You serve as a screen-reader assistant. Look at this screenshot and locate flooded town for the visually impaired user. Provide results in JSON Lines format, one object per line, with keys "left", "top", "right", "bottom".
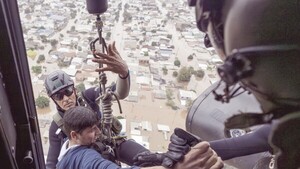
{"left": 17, "top": 0, "right": 221, "bottom": 157}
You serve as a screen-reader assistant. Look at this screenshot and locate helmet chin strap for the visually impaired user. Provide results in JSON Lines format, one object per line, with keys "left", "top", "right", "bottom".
{"left": 212, "top": 80, "right": 248, "bottom": 103}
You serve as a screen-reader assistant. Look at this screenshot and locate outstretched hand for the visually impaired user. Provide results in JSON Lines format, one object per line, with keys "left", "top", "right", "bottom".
{"left": 92, "top": 41, "right": 129, "bottom": 78}
{"left": 138, "top": 142, "right": 224, "bottom": 169}
{"left": 162, "top": 128, "right": 201, "bottom": 168}
{"left": 173, "top": 142, "right": 224, "bottom": 169}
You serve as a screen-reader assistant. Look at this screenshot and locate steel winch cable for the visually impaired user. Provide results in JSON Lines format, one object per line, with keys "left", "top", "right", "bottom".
{"left": 89, "top": 14, "right": 123, "bottom": 142}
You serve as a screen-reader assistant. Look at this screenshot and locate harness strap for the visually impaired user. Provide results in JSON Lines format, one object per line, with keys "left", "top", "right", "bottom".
{"left": 53, "top": 112, "right": 67, "bottom": 135}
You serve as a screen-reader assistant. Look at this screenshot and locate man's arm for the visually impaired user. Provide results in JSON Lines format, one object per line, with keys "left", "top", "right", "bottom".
{"left": 46, "top": 121, "right": 64, "bottom": 169}
{"left": 210, "top": 124, "right": 272, "bottom": 160}
{"left": 115, "top": 71, "right": 130, "bottom": 99}
{"left": 117, "top": 139, "right": 149, "bottom": 165}
{"left": 91, "top": 41, "right": 130, "bottom": 99}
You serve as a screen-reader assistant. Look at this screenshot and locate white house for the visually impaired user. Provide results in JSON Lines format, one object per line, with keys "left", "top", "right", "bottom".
{"left": 178, "top": 89, "right": 197, "bottom": 106}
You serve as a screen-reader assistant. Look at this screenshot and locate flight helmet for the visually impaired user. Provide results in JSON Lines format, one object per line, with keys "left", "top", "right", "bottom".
{"left": 192, "top": 0, "right": 300, "bottom": 113}
{"left": 191, "top": 2, "right": 300, "bottom": 168}
{"left": 44, "top": 70, "right": 74, "bottom": 97}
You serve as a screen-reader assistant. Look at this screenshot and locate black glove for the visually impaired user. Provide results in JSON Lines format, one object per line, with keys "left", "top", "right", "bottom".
{"left": 162, "top": 128, "right": 201, "bottom": 168}
{"left": 133, "top": 151, "right": 165, "bottom": 167}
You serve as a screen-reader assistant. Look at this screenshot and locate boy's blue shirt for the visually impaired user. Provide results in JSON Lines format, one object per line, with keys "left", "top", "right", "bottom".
{"left": 57, "top": 145, "right": 140, "bottom": 169}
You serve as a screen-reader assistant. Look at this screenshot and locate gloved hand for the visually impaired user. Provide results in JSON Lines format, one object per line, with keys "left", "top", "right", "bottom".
{"left": 133, "top": 151, "right": 165, "bottom": 167}
{"left": 162, "top": 128, "right": 201, "bottom": 168}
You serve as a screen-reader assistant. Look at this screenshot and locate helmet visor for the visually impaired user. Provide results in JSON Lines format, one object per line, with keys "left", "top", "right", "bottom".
{"left": 51, "top": 86, "right": 74, "bottom": 101}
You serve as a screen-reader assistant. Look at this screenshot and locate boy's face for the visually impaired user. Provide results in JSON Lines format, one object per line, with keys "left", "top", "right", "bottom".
{"left": 75, "top": 125, "right": 101, "bottom": 145}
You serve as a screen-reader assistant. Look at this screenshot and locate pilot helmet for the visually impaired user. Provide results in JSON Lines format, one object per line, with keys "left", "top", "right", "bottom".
{"left": 191, "top": 0, "right": 300, "bottom": 113}
{"left": 44, "top": 70, "right": 74, "bottom": 97}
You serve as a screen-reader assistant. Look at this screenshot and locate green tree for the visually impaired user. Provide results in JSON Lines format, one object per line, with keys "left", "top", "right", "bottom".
{"left": 151, "top": 42, "right": 158, "bottom": 46}
{"left": 27, "top": 49, "right": 37, "bottom": 60}
{"left": 144, "top": 51, "right": 149, "bottom": 56}
{"left": 71, "top": 26, "right": 75, "bottom": 32}
{"left": 166, "top": 88, "right": 173, "bottom": 100}
{"left": 177, "top": 67, "right": 192, "bottom": 82}
{"left": 37, "top": 54, "right": 45, "bottom": 63}
{"left": 188, "top": 66, "right": 195, "bottom": 74}
{"left": 166, "top": 100, "right": 178, "bottom": 110}
{"left": 75, "top": 83, "right": 86, "bottom": 93}
{"left": 172, "top": 71, "right": 178, "bottom": 77}
{"left": 123, "top": 11, "right": 132, "bottom": 22}
{"left": 188, "top": 54, "right": 193, "bottom": 60}
{"left": 40, "top": 35, "right": 47, "bottom": 43}
{"left": 162, "top": 66, "right": 168, "bottom": 75}
{"left": 70, "top": 11, "right": 76, "bottom": 19}
{"left": 174, "top": 59, "right": 181, "bottom": 67}
{"left": 50, "top": 39, "right": 58, "bottom": 48}
{"left": 35, "top": 96, "right": 50, "bottom": 108}
{"left": 24, "top": 7, "right": 31, "bottom": 14}
{"left": 124, "top": 3, "right": 129, "bottom": 9}
{"left": 185, "top": 98, "right": 193, "bottom": 109}
{"left": 31, "top": 65, "right": 42, "bottom": 74}
{"left": 116, "top": 116, "right": 124, "bottom": 119}
{"left": 194, "top": 69, "right": 205, "bottom": 78}
{"left": 57, "top": 60, "right": 69, "bottom": 68}
{"left": 105, "top": 32, "right": 112, "bottom": 40}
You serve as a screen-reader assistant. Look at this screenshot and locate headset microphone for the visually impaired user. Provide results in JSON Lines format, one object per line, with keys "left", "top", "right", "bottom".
{"left": 86, "top": 0, "right": 108, "bottom": 15}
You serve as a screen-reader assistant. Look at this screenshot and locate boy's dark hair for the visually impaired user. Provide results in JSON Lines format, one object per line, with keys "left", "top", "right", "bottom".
{"left": 63, "top": 106, "right": 99, "bottom": 139}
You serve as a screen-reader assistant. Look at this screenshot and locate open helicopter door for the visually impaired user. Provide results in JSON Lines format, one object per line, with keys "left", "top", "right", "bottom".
{"left": 0, "top": 0, "right": 45, "bottom": 168}
{"left": 186, "top": 81, "right": 271, "bottom": 169}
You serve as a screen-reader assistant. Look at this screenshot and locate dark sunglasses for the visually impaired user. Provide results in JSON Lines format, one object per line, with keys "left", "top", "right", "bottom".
{"left": 52, "top": 86, "right": 74, "bottom": 101}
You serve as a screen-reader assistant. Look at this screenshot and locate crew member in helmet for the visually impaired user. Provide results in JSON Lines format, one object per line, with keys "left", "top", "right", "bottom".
{"left": 45, "top": 42, "right": 223, "bottom": 169}
{"left": 185, "top": 0, "right": 300, "bottom": 168}
{"left": 44, "top": 42, "right": 137, "bottom": 168}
